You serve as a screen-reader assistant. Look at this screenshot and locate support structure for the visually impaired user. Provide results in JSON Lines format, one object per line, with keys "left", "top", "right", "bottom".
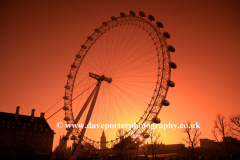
{"left": 69, "top": 73, "right": 112, "bottom": 160}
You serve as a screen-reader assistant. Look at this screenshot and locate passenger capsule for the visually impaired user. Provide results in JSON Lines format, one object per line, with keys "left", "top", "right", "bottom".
{"left": 63, "top": 106, "right": 69, "bottom": 110}
{"left": 64, "top": 117, "right": 70, "bottom": 121}
{"left": 75, "top": 54, "right": 81, "bottom": 58}
{"left": 102, "top": 22, "right": 108, "bottom": 26}
{"left": 148, "top": 15, "right": 155, "bottom": 21}
{"left": 144, "top": 134, "right": 149, "bottom": 139}
{"left": 62, "top": 136, "right": 69, "bottom": 140}
{"left": 139, "top": 11, "right": 146, "bottom": 17}
{"left": 111, "top": 16, "right": 117, "bottom": 21}
{"left": 67, "top": 74, "right": 73, "bottom": 78}
{"left": 95, "top": 28, "right": 100, "bottom": 33}
{"left": 168, "top": 45, "right": 175, "bottom": 52}
{"left": 163, "top": 32, "right": 170, "bottom": 38}
{"left": 152, "top": 117, "right": 161, "bottom": 124}
{"left": 169, "top": 62, "right": 177, "bottom": 69}
{"left": 66, "top": 127, "right": 71, "bottom": 131}
{"left": 156, "top": 21, "right": 163, "bottom": 28}
{"left": 70, "top": 136, "right": 77, "bottom": 140}
{"left": 71, "top": 64, "right": 77, "bottom": 68}
{"left": 65, "top": 85, "right": 70, "bottom": 89}
{"left": 129, "top": 10, "right": 136, "bottom": 16}
{"left": 167, "top": 81, "right": 175, "bottom": 87}
{"left": 120, "top": 12, "right": 126, "bottom": 17}
{"left": 63, "top": 96, "right": 69, "bottom": 100}
{"left": 162, "top": 100, "right": 169, "bottom": 106}
{"left": 142, "top": 133, "right": 149, "bottom": 138}
{"left": 81, "top": 45, "right": 87, "bottom": 49}
{"left": 87, "top": 36, "right": 93, "bottom": 41}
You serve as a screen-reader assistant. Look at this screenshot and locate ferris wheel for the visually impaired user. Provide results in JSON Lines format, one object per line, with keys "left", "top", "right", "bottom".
{"left": 61, "top": 10, "right": 177, "bottom": 158}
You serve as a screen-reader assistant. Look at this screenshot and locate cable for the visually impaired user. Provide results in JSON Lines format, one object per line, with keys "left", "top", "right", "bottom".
{"left": 45, "top": 76, "right": 88, "bottom": 114}
{"left": 45, "top": 98, "right": 62, "bottom": 114}
{"left": 46, "top": 82, "right": 97, "bottom": 120}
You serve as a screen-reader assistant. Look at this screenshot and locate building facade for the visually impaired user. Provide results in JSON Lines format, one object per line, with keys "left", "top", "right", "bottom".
{"left": 196, "top": 137, "right": 240, "bottom": 158}
{"left": 0, "top": 106, "right": 55, "bottom": 160}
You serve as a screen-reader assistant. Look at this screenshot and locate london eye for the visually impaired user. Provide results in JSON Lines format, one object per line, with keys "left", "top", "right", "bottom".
{"left": 61, "top": 10, "right": 177, "bottom": 159}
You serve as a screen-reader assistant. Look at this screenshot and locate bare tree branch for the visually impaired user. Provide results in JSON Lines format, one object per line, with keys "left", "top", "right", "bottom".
{"left": 212, "top": 114, "right": 231, "bottom": 159}
{"left": 182, "top": 121, "right": 201, "bottom": 158}
{"left": 229, "top": 114, "right": 240, "bottom": 139}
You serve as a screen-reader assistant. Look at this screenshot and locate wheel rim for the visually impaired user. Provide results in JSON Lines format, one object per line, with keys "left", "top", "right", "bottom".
{"left": 63, "top": 12, "right": 173, "bottom": 149}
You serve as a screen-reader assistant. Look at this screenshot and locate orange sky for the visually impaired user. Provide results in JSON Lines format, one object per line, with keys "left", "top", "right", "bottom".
{"left": 0, "top": 0, "right": 240, "bottom": 150}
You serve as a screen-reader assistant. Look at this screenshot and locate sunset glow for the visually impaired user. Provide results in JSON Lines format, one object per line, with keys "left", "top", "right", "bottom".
{"left": 0, "top": 0, "right": 240, "bottom": 151}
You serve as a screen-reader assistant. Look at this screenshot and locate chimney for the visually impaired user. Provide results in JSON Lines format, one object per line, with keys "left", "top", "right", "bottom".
{"left": 15, "top": 106, "right": 20, "bottom": 120}
{"left": 40, "top": 112, "right": 45, "bottom": 118}
{"left": 31, "top": 109, "right": 35, "bottom": 122}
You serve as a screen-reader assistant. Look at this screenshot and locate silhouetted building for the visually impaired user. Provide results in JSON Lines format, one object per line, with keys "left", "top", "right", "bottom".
{"left": 52, "top": 135, "right": 73, "bottom": 159}
{"left": 59, "top": 135, "right": 67, "bottom": 153}
{"left": 140, "top": 143, "right": 185, "bottom": 156}
{"left": 157, "top": 143, "right": 185, "bottom": 155}
{"left": 53, "top": 135, "right": 68, "bottom": 159}
{"left": 195, "top": 137, "right": 240, "bottom": 158}
{"left": 0, "top": 106, "right": 55, "bottom": 160}
{"left": 66, "top": 145, "right": 72, "bottom": 158}
{"left": 101, "top": 130, "right": 106, "bottom": 150}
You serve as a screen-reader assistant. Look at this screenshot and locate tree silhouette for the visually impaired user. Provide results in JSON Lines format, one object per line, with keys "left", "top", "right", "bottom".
{"left": 52, "top": 145, "right": 64, "bottom": 159}
{"left": 182, "top": 121, "right": 201, "bottom": 159}
{"left": 149, "top": 129, "right": 161, "bottom": 160}
{"left": 113, "top": 129, "right": 134, "bottom": 160}
{"left": 229, "top": 114, "right": 240, "bottom": 139}
{"left": 212, "top": 115, "right": 231, "bottom": 159}
{"left": 141, "top": 129, "right": 161, "bottom": 160}
{"left": 142, "top": 142, "right": 151, "bottom": 160}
